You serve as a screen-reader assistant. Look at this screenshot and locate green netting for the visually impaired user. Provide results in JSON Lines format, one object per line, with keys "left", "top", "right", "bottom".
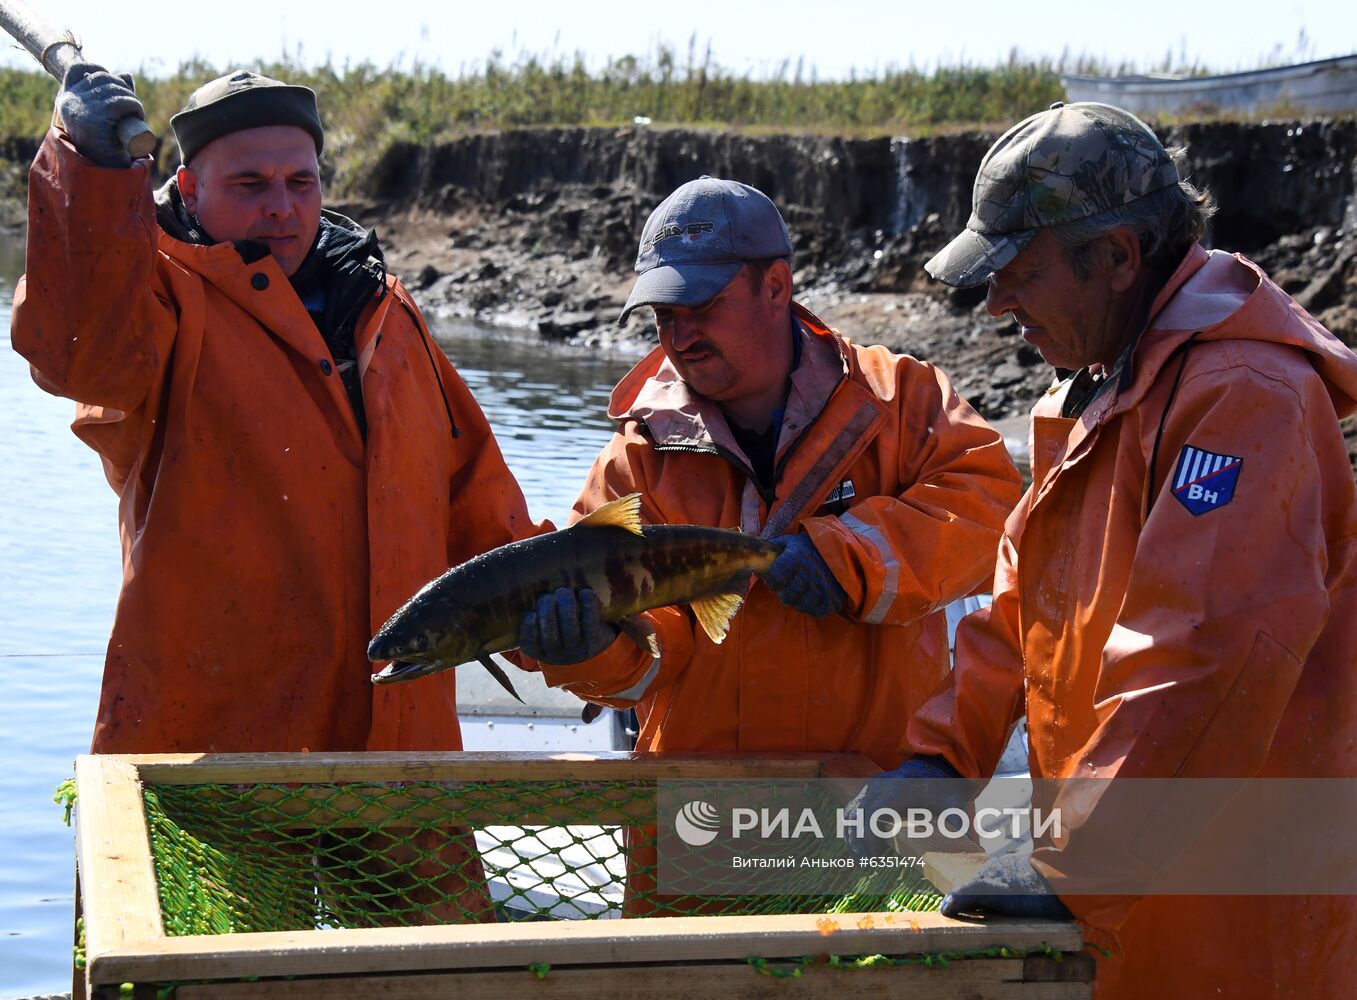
{"left": 141, "top": 779, "right": 941, "bottom": 933}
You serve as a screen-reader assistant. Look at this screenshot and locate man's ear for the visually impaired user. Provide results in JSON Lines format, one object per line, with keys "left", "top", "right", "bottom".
{"left": 1101, "top": 227, "right": 1143, "bottom": 293}
{"left": 176, "top": 165, "right": 199, "bottom": 214}
{"left": 765, "top": 258, "right": 794, "bottom": 311}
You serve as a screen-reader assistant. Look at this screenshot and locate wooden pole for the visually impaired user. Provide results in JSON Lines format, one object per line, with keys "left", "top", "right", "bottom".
{"left": 0, "top": 0, "right": 156, "bottom": 157}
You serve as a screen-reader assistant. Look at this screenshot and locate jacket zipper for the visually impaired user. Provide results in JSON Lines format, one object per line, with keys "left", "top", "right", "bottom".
{"left": 770, "top": 368, "right": 849, "bottom": 489}
{"left": 652, "top": 441, "right": 774, "bottom": 505}
{"left": 650, "top": 366, "right": 851, "bottom": 512}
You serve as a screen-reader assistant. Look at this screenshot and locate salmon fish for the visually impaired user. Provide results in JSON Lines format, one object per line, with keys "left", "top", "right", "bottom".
{"left": 368, "top": 493, "right": 781, "bottom": 691}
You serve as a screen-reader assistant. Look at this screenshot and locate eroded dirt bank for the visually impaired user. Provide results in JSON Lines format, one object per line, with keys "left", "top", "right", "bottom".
{"left": 345, "top": 121, "right": 1356, "bottom": 466}
{"left": 4, "top": 120, "right": 1356, "bottom": 464}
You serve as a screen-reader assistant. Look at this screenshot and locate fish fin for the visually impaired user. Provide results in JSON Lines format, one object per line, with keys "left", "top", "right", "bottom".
{"left": 618, "top": 614, "right": 660, "bottom": 659}
{"left": 725, "top": 569, "right": 757, "bottom": 593}
{"left": 478, "top": 653, "right": 524, "bottom": 703}
{"left": 690, "top": 591, "right": 746, "bottom": 645}
{"left": 581, "top": 702, "right": 604, "bottom": 724}
{"left": 576, "top": 493, "right": 645, "bottom": 536}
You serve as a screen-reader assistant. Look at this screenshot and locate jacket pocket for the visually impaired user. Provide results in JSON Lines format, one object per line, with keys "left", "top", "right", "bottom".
{"left": 1128, "top": 630, "right": 1303, "bottom": 874}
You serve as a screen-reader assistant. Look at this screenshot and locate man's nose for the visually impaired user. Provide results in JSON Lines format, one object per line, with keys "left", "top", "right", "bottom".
{"left": 670, "top": 312, "right": 700, "bottom": 350}
{"left": 985, "top": 276, "right": 1014, "bottom": 318}
{"left": 263, "top": 181, "right": 294, "bottom": 218}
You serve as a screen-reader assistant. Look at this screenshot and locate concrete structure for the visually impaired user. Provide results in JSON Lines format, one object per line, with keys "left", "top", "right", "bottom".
{"left": 1062, "top": 54, "right": 1357, "bottom": 117}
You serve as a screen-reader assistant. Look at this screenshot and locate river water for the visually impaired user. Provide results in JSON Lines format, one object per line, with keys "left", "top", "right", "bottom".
{"left": 0, "top": 236, "right": 642, "bottom": 996}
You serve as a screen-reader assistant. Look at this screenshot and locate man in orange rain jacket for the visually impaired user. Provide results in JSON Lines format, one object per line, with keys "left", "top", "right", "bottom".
{"left": 516, "top": 177, "right": 1021, "bottom": 772}
{"left": 882, "top": 102, "right": 1357, "bottom": 997}
{"left": 11, "top": 67, "right": 539, "bottom": 757}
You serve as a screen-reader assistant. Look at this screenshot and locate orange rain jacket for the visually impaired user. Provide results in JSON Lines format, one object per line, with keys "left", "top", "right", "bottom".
{"left": 908, "top": 245, "right": 1357, "bottom": 998}
{"left": 533, "top": 304, "right": 1022, "bottom": 769}
{"left": 12, "top": 131, "right": 539, "bottom": 754}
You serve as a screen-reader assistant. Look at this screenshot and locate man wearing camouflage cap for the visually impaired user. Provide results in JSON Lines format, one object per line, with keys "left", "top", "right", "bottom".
{"left": 866, "top": 102, "right": 1357, "bottom": 996}
{"left": 11, "top": 65, "right": 541, "bottom": 769}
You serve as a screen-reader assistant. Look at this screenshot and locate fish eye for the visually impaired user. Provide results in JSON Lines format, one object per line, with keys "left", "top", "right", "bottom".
{"left": 403, "top": 631, "right": 443, "bottom": 655}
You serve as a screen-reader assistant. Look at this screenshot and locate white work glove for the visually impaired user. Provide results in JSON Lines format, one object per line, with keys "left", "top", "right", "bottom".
{"left": 54, "top": 62, "right": 145, "bottom": 167}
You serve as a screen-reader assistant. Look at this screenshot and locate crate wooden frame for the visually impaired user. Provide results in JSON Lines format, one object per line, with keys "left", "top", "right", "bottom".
{"left": 74, "top": 751, "right": 1092, "bottom": 999}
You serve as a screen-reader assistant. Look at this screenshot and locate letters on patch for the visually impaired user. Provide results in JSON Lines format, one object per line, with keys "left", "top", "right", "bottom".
{"left": 644, "top": 221, "right": 716, "bottom": 250}
{"left": 1171, "top": 445, "right": 1242, "bottom": 516}
{"left": 823, "top": 479, "right": 857, "bottom": 507}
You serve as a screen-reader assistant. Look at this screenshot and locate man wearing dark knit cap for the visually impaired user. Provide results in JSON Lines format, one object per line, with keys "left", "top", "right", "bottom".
{"left": 10, "top": 65, "right": 541, "bottom": 773}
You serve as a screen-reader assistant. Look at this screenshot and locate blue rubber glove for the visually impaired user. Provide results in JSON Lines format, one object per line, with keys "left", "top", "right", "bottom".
{"left": 763, "top": 533, "right": 847, "bottom": 619}
{"left": 518, "top": 587, "right": 618, "bottom": 665}
{"left": 55, "top": 63, "right": 145, "bottom": 168}
{"left": 941, "top": 853, "right": 1073, "bottom": 920}
{"left": 842, "top": 755, "right": 971, "bottom": 859}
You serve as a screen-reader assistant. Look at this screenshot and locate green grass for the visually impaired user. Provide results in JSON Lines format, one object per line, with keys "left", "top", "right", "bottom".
{"left": 0, "top": 43, "right": 1334, "bottom": 195}
{"left": 2, "top": 45, "right": 1266, "bottom": 139}
{"left": 2, "top": 48, "right": 1075, "bottom": 142}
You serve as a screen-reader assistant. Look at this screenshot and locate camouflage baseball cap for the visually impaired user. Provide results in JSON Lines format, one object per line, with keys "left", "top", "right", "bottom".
{"left": 925, "top": 102, "right": 1181, "bottom": 287}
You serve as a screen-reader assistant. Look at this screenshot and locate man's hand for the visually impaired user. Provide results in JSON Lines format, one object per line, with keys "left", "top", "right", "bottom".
{"left": 843, "top": 754, "right": 973, "bottom": 859}
{"left": 55, "top": 63, "right": 146, "bottom": 168}
{"left": 763, "top": 533, "right": 847, "bottom": 618}
{"left": 518, "top": 587, "right": 618, "bottom": 665}
{"left": 940, "top": 853, "right": 1073, "bottom": 920}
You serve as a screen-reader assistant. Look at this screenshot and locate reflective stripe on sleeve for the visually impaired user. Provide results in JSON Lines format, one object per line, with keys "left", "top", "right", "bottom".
{"left": 842, "top": 512, "right": 900, "bottom": 624}
{"left": 608, "top": 656, "right": 662, "bottom": 703}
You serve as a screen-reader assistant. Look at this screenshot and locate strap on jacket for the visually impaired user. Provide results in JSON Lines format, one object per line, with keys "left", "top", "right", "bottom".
{"left": 393, "top": 291, "right": 460, "bottom": 440}
{"left": 759, "top": 401, "right": 880, "bottom": 539}
{"left": 1144, "top": 332, "right": 1202, "bottom": 517}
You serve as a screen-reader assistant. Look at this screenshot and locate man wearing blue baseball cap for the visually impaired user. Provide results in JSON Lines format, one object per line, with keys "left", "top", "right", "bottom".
{"left": 516, "top": 177, "right": 1020, "bottom": 846}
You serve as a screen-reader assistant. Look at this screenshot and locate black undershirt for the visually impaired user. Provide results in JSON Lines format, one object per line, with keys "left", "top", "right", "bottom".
{"left": 728, "top": 420, "right": 779, "bottom": 493}
{"left": 724, "top": 322, "right": 803, "bottom": 492}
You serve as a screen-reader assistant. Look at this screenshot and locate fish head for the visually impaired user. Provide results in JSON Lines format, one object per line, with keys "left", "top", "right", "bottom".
{"left": 367, "top": 586, "right": 482, "bottom": 674}
{"left": 367, "top": 623, "right": 480, "bottom": 666}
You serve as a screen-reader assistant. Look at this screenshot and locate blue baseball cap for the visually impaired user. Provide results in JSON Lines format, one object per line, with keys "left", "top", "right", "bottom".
{"left": 619, "top": 177, "right": 794, "bottom": 324}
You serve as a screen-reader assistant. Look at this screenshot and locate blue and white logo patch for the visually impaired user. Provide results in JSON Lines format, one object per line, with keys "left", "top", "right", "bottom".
{"left": 822, "top": 479, "right": 856, "bottom": 507}
{"left": 1171, "top": 445, "right": 1242, "bottom": 516}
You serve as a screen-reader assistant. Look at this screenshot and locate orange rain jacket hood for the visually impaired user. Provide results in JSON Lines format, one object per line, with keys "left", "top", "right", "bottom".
{"left": 532, "top": 304, "right": 1022, "bottom": 769}
{"left": 908, "top": 245, "right": 1357, "bottom": 998}
{"left": 11, "top": 131, "right": 539, "bottom": 753}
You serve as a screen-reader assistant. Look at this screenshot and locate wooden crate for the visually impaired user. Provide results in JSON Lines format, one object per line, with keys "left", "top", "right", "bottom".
{"left": 74, "top": 751, "right": 1093, "bottom": 999}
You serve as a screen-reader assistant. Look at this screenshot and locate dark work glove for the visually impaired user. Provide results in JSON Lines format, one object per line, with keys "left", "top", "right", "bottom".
{"left": 55, "top": 62, "right": 145, "bottom": 167}
{"left": 518, "top": 587, "right": 618, "bottom": 665}
{"left": 843, "top": 754, "right": 972, "bottom": 859}
{"left": 763, "top": 533, "right": 847, "bottom": 619}
{"left": 941, "top": 853, "right": 1073, "bottom": 921}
